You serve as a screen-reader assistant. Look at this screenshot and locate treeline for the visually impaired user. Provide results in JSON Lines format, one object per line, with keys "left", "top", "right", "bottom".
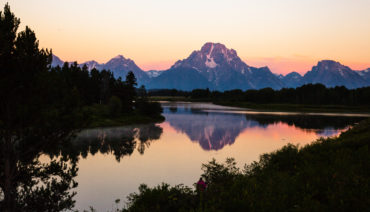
{"left": 123, "top": 119, "right": 370, "bottom": 212}
{"left": 149, "top": 84, "right": 370, "bottom": 105}
{"left": 50, "top": 62, "right": 163, "bottom": 122}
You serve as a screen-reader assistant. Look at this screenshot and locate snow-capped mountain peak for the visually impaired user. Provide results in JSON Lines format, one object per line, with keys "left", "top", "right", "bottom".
{"left": 200, "top": 42, "right": 240, "bottom": 67}
{"left": 160, "top": 42, "right": 283, "bottom": 90}
{"left": 171, "top": 42, "right": 249, "bottom": 73}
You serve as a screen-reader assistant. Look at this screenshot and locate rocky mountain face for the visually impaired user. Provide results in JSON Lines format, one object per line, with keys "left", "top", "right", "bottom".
{"left": 146, "top": 70, "right": 165, "bottom": 78}
{"left": 81, "top": 60, "right": 102, "bottom": 70}
{"left": 103, "top": 55, "right": 149, "bottom": 84}
{"left": 281, "top": 72, "right": 303, "bottom": 88}
{"left": 52, "top": 43, "right": 370, "bottom": 91}
{"left": 51, "top": 55, "right": 64, "bottom": 67}
{"left": 358, "top": 68, "right": 370, "bottom": 82}
{"left": 301, "top": 60, "right": 368, "bottom": 89}
{"left": 146, "top": 67, "right": 212, "bottom": 91}
{"left": 146, "top": 42, "right": 283, "bottom": 90}
{"left": 280, "top": 61, "right": 370, "bottom": 89}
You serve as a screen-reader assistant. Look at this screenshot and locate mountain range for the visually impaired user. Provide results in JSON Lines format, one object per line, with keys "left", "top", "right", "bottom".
{"left": 52, "top": 42, "right": 370, "bottom": 90}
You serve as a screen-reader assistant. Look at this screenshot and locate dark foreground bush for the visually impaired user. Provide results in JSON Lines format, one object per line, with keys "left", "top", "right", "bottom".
{"left": 125, "top": 184, "right": 195, "bottom": 212}
{"left": 136, "top": 101, "right": 163, "bottom": 117}
{"left": 123, "top": 119, "right": 370, "bottom": 212}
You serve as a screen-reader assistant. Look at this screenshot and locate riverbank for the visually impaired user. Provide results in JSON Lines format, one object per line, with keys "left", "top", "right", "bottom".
{"left": 88, "top": 113, "right": 165, "bottom": 128}
{"left": 149, "top": 96, "right": 370, "bottom": 113}
{"left": 123, "top": 118, "right": 370, "bottom": 211}
{"left": 84, "top": 104, "right": 165, "bottom": 128}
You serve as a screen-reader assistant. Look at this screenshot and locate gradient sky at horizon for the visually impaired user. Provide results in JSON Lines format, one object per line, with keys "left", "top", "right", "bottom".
{"left": 4, "top": 0, "right": 370, "bottom": 74}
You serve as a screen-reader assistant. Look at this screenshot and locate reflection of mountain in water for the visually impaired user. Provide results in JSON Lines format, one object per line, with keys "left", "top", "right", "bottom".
{"left": 163, "top": 105, "right": 365, "bottom": 151}
{"left": 46, "top": 124, "right": 163, "bottom": 161}
{"left": 163, "top": 107, "right": 258, "bottom": 150}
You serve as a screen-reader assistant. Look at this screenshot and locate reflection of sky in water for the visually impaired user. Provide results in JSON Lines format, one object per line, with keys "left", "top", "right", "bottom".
{"left": 72, "top": 102, "right": 366, "bottom": 211}
{"left": 161, "top": 102, "right": 364, "bottom": 150}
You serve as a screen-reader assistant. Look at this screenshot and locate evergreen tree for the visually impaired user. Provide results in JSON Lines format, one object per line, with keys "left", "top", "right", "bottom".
{"left": 122, "top": 71, "right": 137, "bottom": 112}
{"left": 0, "top": 4, "right": 83, "bottom": 211}
{"left": 125, "top": 71, "right": 137, "bottom": 88}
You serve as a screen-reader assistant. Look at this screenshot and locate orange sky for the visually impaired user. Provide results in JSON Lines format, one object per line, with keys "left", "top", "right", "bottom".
{"left": 5, "top": 0, "right": 370, "bottom": 75}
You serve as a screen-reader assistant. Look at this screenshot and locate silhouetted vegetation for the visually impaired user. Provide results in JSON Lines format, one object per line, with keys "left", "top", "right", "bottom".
{"left": 0, "top": 4, "right": 162, "bottom": 211}
{"left": 50, "top": 63, "right": 164, "bottom": 127}
{"left": 123, "top": 119, "right": 370, "bottom": 212}
{"left": 149, "top": 89, "right": 191, "bottom": 97}
{"left": 149, "top": 84, "right": 370, "bottom": 110}
{"left": 0, "top": 4, "right": 83, "bottom": 211}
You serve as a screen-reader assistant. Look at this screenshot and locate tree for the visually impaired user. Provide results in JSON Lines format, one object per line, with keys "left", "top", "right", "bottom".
{"left": 0, "top": 4, "right": 84, "bottom": 211}
{"left": 125, "top": 71, "right": 137, "bottom": 88}
{"left": 121, "top": 71, "right": 137, "bottom": 112}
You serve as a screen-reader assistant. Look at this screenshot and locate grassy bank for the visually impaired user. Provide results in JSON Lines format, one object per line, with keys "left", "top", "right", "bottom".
{"left": 83, "top": 104, "right": 165, "bottom": 128}
{"left": 123, "top": 119, "right": 370, "bottom": 211}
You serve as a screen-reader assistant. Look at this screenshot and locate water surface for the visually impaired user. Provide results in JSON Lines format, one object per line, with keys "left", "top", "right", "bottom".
{"left": 70, "top": 102, "right": 367, "bottom": 211}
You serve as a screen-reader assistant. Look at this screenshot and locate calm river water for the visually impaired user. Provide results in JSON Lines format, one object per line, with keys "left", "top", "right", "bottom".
{"left": 70, "top": 102, "right": 367, "bottom": 211}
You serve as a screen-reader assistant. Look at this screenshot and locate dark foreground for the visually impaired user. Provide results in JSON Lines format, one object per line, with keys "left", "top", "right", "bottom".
{"left": 122, "top": 119, "right": 370, "bottom": 212}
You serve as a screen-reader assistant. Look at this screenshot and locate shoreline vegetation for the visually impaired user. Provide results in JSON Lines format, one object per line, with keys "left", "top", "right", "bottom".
{"left": 121, "top": 118, "right": 370, "bottom": 212}
{"left": 148, "top": 84, "right": 370, "bottom": 113}
{"left": 85, "top": 104, "right": 165, "bottom": 128}
{"left": 48, "top": 63, "right": 166, "bottom": 129}
{"left": 149, "top": 96, "right": 370, "bottom": 113}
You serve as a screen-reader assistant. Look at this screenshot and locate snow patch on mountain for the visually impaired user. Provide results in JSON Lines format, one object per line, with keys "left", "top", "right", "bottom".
{"left": 205, "top": 57, "right": 217, "bottom": 68}
{"left": 205, "top": 43, "right": 218, "bottom": 68}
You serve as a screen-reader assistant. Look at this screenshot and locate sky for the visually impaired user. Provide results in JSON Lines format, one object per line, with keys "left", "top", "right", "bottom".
{"left": 3, "top": 0, "right": 370, "bottom": 75}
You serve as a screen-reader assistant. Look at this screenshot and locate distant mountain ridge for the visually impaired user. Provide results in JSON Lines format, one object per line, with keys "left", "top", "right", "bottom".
{"left": 52, "top": 43, "right": 370, "bottom": 90}
{"left": 52, "top": 54, "right": 149, "bottom": 85}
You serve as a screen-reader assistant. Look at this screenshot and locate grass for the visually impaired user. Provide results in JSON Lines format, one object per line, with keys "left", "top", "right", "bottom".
{"left": 83, "top": 104, "right": 165, "bottom": 128}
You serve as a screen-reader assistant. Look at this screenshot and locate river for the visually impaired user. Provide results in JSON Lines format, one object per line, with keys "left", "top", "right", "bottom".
{"left": 70, "top": 102, "right": 368, "bottom": 211}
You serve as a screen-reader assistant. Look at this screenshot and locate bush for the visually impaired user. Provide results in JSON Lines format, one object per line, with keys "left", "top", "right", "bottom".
{"left": 124, "top": 184, "right": 195, "bottom": 212}
{"left": 136, "top": 101, "right": 163, "bottom": 117}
